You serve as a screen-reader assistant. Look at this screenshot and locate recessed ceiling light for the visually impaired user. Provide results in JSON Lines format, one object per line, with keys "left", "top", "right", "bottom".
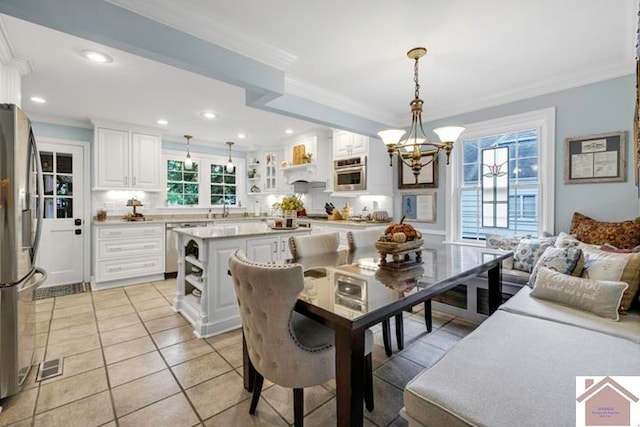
{"left": 157, "top": 119, "right": 168, "bottom": 125}
{"left": 237, "top": 133, "right": 246, "bottom": 139}
{"left": 200, "top": 112, "right": 216, "bottom": 120}
{"left": 81, "top": 50, "right": 113, "bottom": 63}
{"left": 285, "top": 129, "right": 294, "bottom": 134}
{"left": 30, "top": 96, "right": 46, "bottom": 104}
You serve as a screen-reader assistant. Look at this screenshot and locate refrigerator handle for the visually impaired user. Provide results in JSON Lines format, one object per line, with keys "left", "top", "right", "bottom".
{"left": 29, "top": 129, "right": 44, "bottom": 262}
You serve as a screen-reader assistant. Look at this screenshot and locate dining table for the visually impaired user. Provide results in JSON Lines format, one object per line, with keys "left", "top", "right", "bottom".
{"left": 240, "top": 242, "right": 512, "bottom": 427}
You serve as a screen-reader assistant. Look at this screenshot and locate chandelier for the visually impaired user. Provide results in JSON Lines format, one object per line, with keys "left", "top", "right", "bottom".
{"left": 377, "top": 47, "right": 465, "bottom": 183}
{"left": 183, "top": 134, "right": 193, "bottom": 169}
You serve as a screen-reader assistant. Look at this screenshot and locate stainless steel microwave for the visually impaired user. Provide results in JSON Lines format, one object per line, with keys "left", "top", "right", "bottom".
{"left": 334, "top": 156, "right": 366, "bottom": 191}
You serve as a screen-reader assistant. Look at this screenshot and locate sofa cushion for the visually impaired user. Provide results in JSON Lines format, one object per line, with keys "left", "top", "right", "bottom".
{"left": 500, "top": 287, "right": 640, "bottom": 343}
{"left": 530, "top": 268, "right": 628, "bottom": 320}
{"left": 404, "top": 311, "right": 640, "bottom": 427}
{"left": 529, "top": 246, "right": 584, "bottom": 287}
{"left": 513, "top": 237, "right": 555, "bottom": 273}
{"left": 581, "top": 244, "right": 640, "bottom": 312}
{"left": 570, "top": 212, "right": 640, "bottom": 249}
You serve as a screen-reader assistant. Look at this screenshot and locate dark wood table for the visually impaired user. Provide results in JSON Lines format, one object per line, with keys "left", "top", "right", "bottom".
{"left": 241, "top": 243, "right": 511, "bottom": 427}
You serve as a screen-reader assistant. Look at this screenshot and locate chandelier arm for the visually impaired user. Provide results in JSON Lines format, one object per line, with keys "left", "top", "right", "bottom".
{"left": 397, "top": 152, "right": 416, "bottom": 169}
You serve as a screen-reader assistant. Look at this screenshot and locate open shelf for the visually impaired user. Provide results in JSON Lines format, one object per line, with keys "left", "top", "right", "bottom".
{"left": 185, "top": 255, "right": 203, "bottom": 270}
{"left": 185, "top": 274, "right": 203, "bottom": 291}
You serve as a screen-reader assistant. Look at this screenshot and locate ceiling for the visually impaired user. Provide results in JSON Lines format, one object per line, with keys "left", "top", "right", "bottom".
{"left": 2, "top": 0, "right": 637, "bottom": 147}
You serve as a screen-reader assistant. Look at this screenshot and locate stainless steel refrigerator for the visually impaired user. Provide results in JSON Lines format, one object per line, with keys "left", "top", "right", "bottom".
{"left": 0, "top": 104, "right": 47, "bottom": 400}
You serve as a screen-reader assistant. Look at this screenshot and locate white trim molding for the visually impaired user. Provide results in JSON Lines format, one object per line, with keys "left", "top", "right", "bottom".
{"left": 0, "top": 16, "right": 32, "bottom": 75}
{"left": 445, "top": 107, "right": 556, "bottom": 242}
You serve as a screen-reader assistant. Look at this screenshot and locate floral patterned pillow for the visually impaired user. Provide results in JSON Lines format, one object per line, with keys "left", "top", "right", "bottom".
{"left": 528, "top": 246, "right": 585, "bottom": 288}
{"left": 486, "top": 234, "right": 530, "bottom": 270}
{"left": 513, "top": 237, "right": 556, "bottom": 273}
{"left": 570, "top": 212, "right": 640, "bottom": 250}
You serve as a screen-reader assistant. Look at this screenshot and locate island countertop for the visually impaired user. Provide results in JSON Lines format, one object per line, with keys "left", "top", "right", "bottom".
{"left": 173, "top": 222, "right": 309, "bottom": 239}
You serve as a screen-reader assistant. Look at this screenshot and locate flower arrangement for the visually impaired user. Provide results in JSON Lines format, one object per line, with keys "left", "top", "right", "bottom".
{"left": 302, "top": 153, "right": 313, "bottom": 164}
{"left": 272, "top": 195, "right": 304, "bottom": 212}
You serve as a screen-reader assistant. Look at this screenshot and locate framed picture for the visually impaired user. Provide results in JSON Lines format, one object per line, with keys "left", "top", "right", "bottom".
{"left": 564, "top": 132, "right": 627, "bottom": 184}
{"left": 401, "top": 193, "right": 436, "bottom": 223}
{"left": 398, "top": 153, "right": 438, "bottom": 189}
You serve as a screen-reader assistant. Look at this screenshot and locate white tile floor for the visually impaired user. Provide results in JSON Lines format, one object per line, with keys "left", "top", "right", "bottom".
{"left": 0, "top": 279, "right": 478, "bottom": 426}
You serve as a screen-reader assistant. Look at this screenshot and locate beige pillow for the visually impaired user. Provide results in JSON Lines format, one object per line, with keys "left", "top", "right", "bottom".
{"left": 531, "top": 268, "right": 628, "bottom": 320}
{"left": 580, "top": 244, "right": 640, "bottom": 312}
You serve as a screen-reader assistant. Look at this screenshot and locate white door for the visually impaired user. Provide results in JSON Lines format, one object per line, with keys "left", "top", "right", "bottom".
{"left": 131, "top": 132, "right": 161, "bottom": 189}
{"left": 246, "top": 237, "right": 277, "bottom": 263}
{"left": 37, "top": 143, "right": 85, "bottom": 287}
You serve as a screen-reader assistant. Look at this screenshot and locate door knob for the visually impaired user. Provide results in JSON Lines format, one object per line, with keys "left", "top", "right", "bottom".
{"left": 74, "top": 218, "right": 82, "bottom": 226}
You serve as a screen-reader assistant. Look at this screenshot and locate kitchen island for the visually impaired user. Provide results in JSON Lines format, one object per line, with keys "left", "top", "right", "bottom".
{"left": 173, "top": 223, "right": 309, "bottom": 337}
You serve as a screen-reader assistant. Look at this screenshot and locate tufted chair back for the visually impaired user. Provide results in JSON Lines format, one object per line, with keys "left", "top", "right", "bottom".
{"left": 289, "top": 232, "right": 340, "bottom": 258}
{"left": 347, "top": 229, "right": 383, "bottom": 251}
{"left": 228, "top": 249, "right": 335, "bottom": 388}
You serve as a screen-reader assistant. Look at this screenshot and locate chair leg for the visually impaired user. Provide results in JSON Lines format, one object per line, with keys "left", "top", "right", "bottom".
{"left": 381, "top": 318, "right": 392, "bottom": 356}
{"left": 249, "top": 373, "right": 264, "bottom": 415}
{"left": 424, "top": 299, "right": 433, "bottom": 333}
{"left": 293, "top": 388, "right": 304, "bottom": 427}
{"left": 395, "top": 313, "right": 404, "bottom": 351}
{"left": 364, "top": 353, "right": 375, "bottom": 412}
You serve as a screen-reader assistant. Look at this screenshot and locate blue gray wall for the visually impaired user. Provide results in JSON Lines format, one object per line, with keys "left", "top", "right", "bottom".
{"left": 415, "top": 75, "right": 637, "bottom": 234}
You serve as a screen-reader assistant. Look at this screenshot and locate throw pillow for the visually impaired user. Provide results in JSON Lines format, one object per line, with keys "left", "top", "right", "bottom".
{"left": 580, "top": 245, "right": 640, "bottom": 312}
{"left": 513, "top": 237, "right": 556, "bottom": 273}
{"left": 531, "top": 267, "right": 628, "bottom": 321}
{"left": 486, "top": 234, "right": 530, "bottom": 270}
{"left": 600, "top": 243, "right": 640, "bottom": 253}
{"left": 529, "top": 246, "right": 584, "bottom": 287}
{"left": 570, "top": 212, "right": 640, "bottom": 249}
{"left": 554, "top": 231, "right": 580, "bottom": 248}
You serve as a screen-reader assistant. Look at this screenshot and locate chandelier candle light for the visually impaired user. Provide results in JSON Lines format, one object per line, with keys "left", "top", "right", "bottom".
{"left": 377, "top": 47, "right": 465, "bottom": 183}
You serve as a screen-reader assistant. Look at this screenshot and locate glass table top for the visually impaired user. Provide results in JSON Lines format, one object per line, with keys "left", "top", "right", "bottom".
{"left": 288, "top": 243, "right": 511, "bottom": 322}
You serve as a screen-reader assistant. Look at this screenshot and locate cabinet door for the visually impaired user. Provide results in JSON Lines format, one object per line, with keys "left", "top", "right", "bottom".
{"left": 131, "top": 132, "right": 161, "bottom": 190}
{"left": 264, "top": 152, "right": 278, "bottom": 192}
{"left": 96, "top": 128, "right": 129, "bottom": 188}
{"left": 352, "top": 134, "right": 368, "bottom": 155}
{"left": 246, "top": 237, "right": 278, "bottom": 263}
{"left": 278, "top": 236, "right": 293, "bottom": 260}
{"left": 333, "top": 131, "right": 353, "bottom": 159}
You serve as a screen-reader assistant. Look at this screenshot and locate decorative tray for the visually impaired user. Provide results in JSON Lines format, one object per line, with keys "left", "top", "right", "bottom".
{"left": 374, "top": 238, "right": 423, "bottom": 254}
{"left": 269, "top": 225, "right": 299, "bottom": 230}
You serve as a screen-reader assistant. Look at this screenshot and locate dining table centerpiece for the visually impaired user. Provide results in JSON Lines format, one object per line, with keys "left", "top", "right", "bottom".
{"left": 375, "top": 217, "right": 424, "bottom": 269}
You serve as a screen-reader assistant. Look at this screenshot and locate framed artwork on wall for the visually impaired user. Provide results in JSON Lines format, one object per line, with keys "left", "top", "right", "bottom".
{"left": 564, "top": 132, "right": 627, "bottom": 184}
{"left": 398, "top": 153, "right": 438, "bottom": 189}
{"left": 401, "top": 192, "right": 436, "bottom": 223}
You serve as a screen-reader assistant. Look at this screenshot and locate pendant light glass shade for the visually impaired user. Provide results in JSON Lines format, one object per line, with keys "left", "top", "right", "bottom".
{"left": 183, "top": 135, "right": 193, "bottom": 170}
{"left": 377, "top": 129, "right": 406, "bottom": 147}
{"left": 433, "top": 126, "right": 466, "bottom": 144}
{"left": 225, "top": 141, "right": 235, "bottom": 173}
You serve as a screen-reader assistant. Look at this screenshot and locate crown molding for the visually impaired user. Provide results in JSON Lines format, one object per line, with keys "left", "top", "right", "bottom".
{"left": 284, "top": 76, "right": 398, "bottom": 127}
{"left": 105, "top": 0, "right": 297, "bottom": 70}
{"left": 0, "top": 17, "right": 33, "bottom": 75}
{"left": 28, "top": 112, "right": 92, "bottom": 129}
{"left": 422, "top": 58, "right": 634, "bottom": 122}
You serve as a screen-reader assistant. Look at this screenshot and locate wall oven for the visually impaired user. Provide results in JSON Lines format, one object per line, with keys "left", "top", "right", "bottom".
{"left": 334, "top": 156, "right": 366, "bottom": 191}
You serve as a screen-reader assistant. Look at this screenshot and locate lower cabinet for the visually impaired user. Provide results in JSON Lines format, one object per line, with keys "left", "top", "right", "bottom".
{"left": 246, "top": 235, "right": 292, "bottom": 263}
{"left": 93, "top": 223, "right": 165, "bottom": 289}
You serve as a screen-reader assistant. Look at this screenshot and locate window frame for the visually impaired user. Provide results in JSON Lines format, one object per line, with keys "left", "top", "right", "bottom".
{"left": 445, "top": 108, "right": 556, "bottom": 245}
{"left": 162, "top": 149, "right": 245, "bottom": 209}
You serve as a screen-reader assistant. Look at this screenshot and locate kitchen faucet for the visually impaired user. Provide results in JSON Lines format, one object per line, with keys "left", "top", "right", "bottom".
{"left": 222, "top": 200, "right": 230, "bottom": 218}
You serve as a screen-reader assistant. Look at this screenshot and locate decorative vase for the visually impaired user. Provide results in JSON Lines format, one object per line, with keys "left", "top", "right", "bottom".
{"left": 283, "top": 210, "right": 297, "bottom": 228}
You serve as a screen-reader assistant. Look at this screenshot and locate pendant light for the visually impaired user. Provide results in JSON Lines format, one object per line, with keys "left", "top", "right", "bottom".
{"left": 225, "top": 141, "right": 235, "bottom": 173}
{"left": 183, "top": 134, "right": 193, "bottom": 170}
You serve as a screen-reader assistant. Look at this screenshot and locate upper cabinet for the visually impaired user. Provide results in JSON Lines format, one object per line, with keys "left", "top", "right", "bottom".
{"left": 333, "top": 130, "right": 368, "bottom": 159}
{"left": 93, "top": 122, "right": 162, "bottom": 191}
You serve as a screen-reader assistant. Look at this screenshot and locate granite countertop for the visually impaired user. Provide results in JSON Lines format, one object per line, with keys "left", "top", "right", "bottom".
{"left": 94, "top": 216, "right": 269, "bottom": 226}
{"left": 297, "top": 218, "right": 391, "bottom": 228}
{"left": 173, "top": 223, "right": 309, "bottom": 240}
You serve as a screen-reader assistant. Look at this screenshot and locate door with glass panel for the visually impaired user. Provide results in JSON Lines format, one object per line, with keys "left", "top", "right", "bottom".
{"left": 36, "top": 143, "right": 84, "bottom": 286}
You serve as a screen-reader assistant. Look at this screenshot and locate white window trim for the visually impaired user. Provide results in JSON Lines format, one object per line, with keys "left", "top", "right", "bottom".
{"left": 161, "top": 149, "right": 245, "bottom": 209}
{"left": 445, "top": 107, "right": 556, "bottom": 243}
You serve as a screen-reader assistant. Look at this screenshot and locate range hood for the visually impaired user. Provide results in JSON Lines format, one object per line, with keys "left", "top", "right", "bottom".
{"left": 293, "top": 180, "right": 326, "bottom": 193}
{"left": 282, "top": 164, "right": 327, "bottom": 193}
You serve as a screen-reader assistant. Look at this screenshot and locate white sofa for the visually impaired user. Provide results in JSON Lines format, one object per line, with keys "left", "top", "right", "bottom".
{"left": 402, "top": 287, "right": 640, "bottom": 426}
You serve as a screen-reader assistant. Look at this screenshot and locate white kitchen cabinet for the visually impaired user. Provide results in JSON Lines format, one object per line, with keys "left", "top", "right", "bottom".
{"left": 93, "top": 123, "right": 162, "bottom": 191}
{"left": 246, "top": 235, "right": 292, "bottom": 262}
{"left": 92, "top": 223, "right": 165, "bottom": 289}
{"left": 264, "top": 151, "right": 279, "bottom": 192}
{"left": 333, "top": 130, "right": 368, "bottom": 159}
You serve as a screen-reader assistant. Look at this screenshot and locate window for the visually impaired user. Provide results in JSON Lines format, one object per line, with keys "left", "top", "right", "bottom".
{"left": 447, "top": 108, "right": 555, "bottom": 243}
{"left": 166, "top": 159, "right": 199, "bottom": 205}
{"left": 210, "top": 164, "right": 237, "bottom": 205}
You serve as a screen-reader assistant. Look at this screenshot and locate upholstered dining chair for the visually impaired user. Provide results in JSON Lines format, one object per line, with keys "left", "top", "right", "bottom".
{"left": 229, "top": 249, "right": 374, "bottom": 426}
{"left": 346, "top": 229, "right": 433, "bottom": 356}
{"left": 289, "top": 231, "right": 340, "bottom": 258}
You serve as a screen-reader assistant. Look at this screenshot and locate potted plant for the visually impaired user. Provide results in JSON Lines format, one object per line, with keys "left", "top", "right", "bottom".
{"left": 273, "top": 195, "right": 304, "bottom": 227}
